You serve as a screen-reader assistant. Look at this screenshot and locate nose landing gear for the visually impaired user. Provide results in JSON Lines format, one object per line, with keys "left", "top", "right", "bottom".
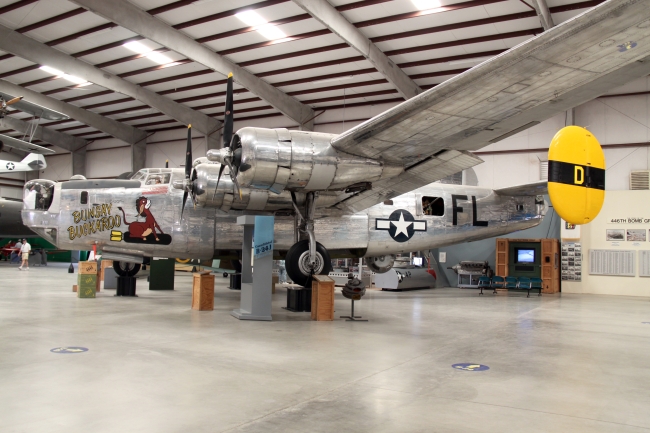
{"left": 285, "top": 192, "right": 331, "bottom": 287}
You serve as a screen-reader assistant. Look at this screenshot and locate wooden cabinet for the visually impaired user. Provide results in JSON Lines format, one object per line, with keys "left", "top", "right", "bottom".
{"left": 311, "top": 275, "right": 335, "bottom": 321}
{"left": 495, "top": 238, "right": 560, "bottom": 293}
{"left": 192, "top": 271, "right": 215, "bottom": 311}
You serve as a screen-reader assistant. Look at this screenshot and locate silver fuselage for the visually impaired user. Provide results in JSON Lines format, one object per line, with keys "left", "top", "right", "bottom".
{"left": 21, "top": 168, "right": 544, "bottom": 261}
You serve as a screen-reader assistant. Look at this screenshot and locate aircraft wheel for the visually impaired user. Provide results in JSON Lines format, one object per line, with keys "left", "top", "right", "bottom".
{"left": 223, "top": 272, "right": 228, "bottom": 278}
{"left": 285, "top": 240, "right": 331, "bottom": 287}
{"left": 113, "top": 261, "right": 141, "bottom": 277}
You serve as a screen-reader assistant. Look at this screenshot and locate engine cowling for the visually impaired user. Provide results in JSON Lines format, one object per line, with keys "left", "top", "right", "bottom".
{"left": 366, "top": 255, "right": 396, "bottom": 274}
{"left": 207, "top": 127, "right": 402, "bottom": 193}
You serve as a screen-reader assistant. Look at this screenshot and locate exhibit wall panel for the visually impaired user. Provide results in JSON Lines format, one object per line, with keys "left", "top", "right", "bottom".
{"left": 564, "top": 190, "right": 650, "bottom": 297}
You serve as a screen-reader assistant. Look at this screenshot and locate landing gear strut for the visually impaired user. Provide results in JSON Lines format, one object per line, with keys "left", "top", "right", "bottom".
{"left": 286, "top": 192, "right": 331, "bottom": 287}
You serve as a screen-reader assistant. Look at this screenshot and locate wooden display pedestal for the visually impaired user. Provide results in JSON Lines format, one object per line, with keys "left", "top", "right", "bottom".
{"left": 311, "top": 275, "right": 335, "bottom": 321}
{"left": 192, "top": 271, "right": 215, "bottom": 311}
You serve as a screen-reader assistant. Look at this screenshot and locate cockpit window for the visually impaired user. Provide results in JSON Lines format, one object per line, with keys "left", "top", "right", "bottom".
{"left": 145, "top": 173, "right": 171, "bottom": 185}
{"left": 23, "top": 180, "right": 55, "bottom": 211}
{"left": 130, "top": 171, "right": 145, "bottom": 180}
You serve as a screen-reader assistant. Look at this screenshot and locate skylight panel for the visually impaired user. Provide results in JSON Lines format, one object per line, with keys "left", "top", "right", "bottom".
{"left": 235, "top": 10, "right": 287, "bottom": 41}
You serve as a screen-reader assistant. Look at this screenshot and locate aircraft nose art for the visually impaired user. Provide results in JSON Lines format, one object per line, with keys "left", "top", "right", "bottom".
{"left": 548, "top": 126, "right": 605, "bottom": 225}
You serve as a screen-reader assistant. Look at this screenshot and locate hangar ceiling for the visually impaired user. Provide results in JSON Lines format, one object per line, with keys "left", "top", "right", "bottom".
{"left": 0, "top": 0, "right": 602, "bottom": 154}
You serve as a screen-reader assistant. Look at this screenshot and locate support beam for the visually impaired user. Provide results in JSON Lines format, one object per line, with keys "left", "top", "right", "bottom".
{"left": 0, "top": 77, "right": 148, "bottom": 153}
{"left": 72, "top": 148, "right": 87, "bottom": 177}
{"left": 132, "top": 137, "right": 146, "bottom": 173}
{"left": 0, "top": 115, "right": 88, "bottom": 176}
{"left": 0, "top": 24, "right": 221, "bottom": 145}
{"left": 69, "top": 0, "right": 316, "bottom": 131}
{"left": 530, "top": 0, "right": 555, "bottom": 30}
{"left": 291, "top": 0, "right": 421, "bottom": 100}
{"left": 0, "top": 79, "right": 151, "bottom": 174}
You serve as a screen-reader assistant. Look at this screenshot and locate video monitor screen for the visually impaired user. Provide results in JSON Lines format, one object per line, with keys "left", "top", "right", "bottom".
{"left": 412, "top": 257, "right": 423, "bottom": 266}
{"left": 516, "top": 248, "right": 535, "bottom": 263}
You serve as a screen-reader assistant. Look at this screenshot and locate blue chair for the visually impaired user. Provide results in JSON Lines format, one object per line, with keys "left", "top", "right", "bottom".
{"left": 518, "top": 277, "right": 532, "bottom": 297}
{"left": 504, "top": 276, "right": 518, "bottom": 290}
{"left": 530, "top": 277, "right": 543, "bottom": 297}
{"left": 491, "top": 276, "right": 504, "bottom": 293}
{"left": 478, "top": 276, "right": 491, "bottom": 295}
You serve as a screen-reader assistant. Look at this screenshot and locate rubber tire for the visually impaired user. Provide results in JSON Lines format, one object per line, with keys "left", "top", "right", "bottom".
{"left": 285, "top": 240, "right": 332, "bottom": 288}
{"left": 113, "top": 261, "right": 141, "bottom": 277}
{"left": 223, "top": 272, "right": 228, "bottom": 278}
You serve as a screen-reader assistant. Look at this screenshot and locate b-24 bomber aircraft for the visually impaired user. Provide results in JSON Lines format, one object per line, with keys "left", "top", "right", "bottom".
{"left": 21, "top": 0, "right": 650, "bottom": 285}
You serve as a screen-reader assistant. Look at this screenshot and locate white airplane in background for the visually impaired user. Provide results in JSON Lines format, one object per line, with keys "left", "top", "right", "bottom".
{"left": 0, "top": 91, "right": 67, "bottom": 173}
{"left": 0, "top": 152, "right": 46, "bottom": 174}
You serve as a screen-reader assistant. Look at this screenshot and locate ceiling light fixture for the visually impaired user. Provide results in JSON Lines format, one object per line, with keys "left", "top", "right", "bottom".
{"left": 235, "top": 10, "right": 287, "bottom": 41}
{"left": 39, "top": 65, "right": 64, "bottom": 76}
{"left": 39, "top": 65, "right": 91, "bottom": 86}
{"left": 123, "top": 40, "right": 175, "bottom": 65}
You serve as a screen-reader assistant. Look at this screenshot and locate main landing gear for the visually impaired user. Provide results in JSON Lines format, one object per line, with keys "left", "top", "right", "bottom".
{"left": 286, "top": 192, "right": 331, "bottom": 287}
{"left": 113, "top": 260, "right": 140, "bottom": 277}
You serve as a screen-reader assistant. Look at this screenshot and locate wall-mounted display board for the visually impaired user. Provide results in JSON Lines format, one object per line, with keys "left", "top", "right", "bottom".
{"left": 561, "top": 242, "right": 582, "bottom": 281}
{"left": 639, "top": 251, "right": 650, "bottom": 277}
{"left": 589, "top": 250, "right": 635, "bottom": 276}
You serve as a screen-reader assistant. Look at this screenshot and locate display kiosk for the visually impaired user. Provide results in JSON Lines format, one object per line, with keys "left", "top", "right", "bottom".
{"left": 230, "top": 215, "right": 274, "bottom": 321}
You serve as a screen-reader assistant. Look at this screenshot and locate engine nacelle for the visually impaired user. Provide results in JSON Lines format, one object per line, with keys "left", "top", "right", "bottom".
{"left": 192, "top": 163, "right": 344, "bottom": 211}
{"left": 366, "top": 255, "right": 396, "bottom": 274}
{"left": 207, "top": 127, "right": 402, "bottom": 193}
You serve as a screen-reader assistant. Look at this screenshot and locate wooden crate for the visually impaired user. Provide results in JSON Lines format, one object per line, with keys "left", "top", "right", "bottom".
{"left": 192, "top": 271, "right": 215, "bottom": 311}
{"left": 77, "top": 274, "right": 97, "bottom": 298}
{"left": 272, "top": 275, "right": 279, "bottom": 294}
{"left": 311, "top": 275, "right": 335, "bottom": 321}
{"left": 79, "top": 261, "right": 97, "bottom": 275}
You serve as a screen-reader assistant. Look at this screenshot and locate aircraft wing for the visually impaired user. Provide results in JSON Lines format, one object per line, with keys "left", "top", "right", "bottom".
{"left": 0, "top": 92, "right": 69, "bottom": 121}
{"left": 0, "top": 133, "right": 55, "bottom": 154}
{"left": 494, "top": 181, "right": 548, "bottom": 196}
{"left": 330, "top": 0, "right": 650, "bottom": 214}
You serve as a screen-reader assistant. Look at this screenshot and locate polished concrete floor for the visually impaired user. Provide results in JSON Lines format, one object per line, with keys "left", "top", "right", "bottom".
{"left": 1, "top": 262, "right": 650, "bottom": 433}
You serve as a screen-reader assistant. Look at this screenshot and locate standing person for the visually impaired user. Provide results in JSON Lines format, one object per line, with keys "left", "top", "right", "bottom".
{"left": 11, "top": 239, "right": 22, "bottom": 264}
{"left": 19, "top": 239, "right": 31, "bottom": 271}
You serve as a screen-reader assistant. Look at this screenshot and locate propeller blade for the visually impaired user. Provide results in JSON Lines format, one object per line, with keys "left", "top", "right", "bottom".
{"left": 165, "top": 159, "right": 169, "bottom": 168}
{"left": 184, "top": 125, "right": 192, "bottom": 180}
{"left": 181, "top": 190, "right": 188, "bottom": 219}
{"left": 223, "top": 73, "right": 234, "bottom": 148}
{"left": 232, "top": 174, "right": 242, "bottom": 201}
{"left": 211, "top": 162, "right": 227, "bottom": 203}
{"left": 6, "top": 96, "right": 23, "bottom": 106}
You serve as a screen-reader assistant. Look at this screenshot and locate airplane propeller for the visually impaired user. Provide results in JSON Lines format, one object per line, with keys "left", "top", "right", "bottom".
{"left": 212, "top": 73, "right": 243, "bottom": 201}
{"left": 5, "top": 96, "right": 23, "bottom": 106}
{"left": 180, "top": 124, "right": 196, "bottom": 218}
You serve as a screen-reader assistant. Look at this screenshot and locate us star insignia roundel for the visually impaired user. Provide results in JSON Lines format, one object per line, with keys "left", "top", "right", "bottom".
{"left": 6, "top": 162, "right": 14, "bottom": 170}
{"left": 375, "top": 209, "right": 426, "bottom": 243}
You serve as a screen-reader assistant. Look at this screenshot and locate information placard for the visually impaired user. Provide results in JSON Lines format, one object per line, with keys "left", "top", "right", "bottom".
{"left": 589, "top": 250, "right": 635, "bottom": 276}
{"left": 253, "top": 216, "right": 275, "bottom": 259}
{"left": 639, "top": 251, "right": 650, "bottom": 277}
